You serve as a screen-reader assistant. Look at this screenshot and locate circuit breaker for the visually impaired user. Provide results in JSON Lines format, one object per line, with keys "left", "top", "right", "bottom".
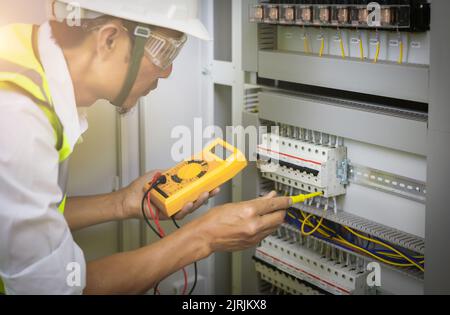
{"left": 257, "top": 133, "right": 347, "bottom": 197}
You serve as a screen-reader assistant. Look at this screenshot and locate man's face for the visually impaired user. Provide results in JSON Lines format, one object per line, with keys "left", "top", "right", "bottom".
{"left": 119, "top": 54, "right": 173, "bottom": 113}
{"left": 87, "top": 21, "right": 184, "bottom": 112}
{"left": 117, "top": 26, "right": 184, "bottom": 113}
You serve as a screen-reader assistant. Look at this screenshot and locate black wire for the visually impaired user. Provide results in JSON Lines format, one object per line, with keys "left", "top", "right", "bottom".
{"left": 141, "top": 187, "right": 162, "bottom": 294}
{"left": 141, "top": 188, "right": 162, "bottom": 239}
{"left": 141, "top": 180, "right": 198, "bottom": 295}
{"left": 171, "top": 217, "right": 198, "bottom": 296}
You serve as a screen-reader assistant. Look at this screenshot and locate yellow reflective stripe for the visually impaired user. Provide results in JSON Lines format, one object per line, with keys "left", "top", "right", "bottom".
{"left": 38, "top": 105, "right": 72, "bottom": 162}
{"left": 0, "top": 72, "right": 48, "bottom": 104}
{"left": 58, "top": 195, "right": 67, "bottom": 214}
{"left": 0, "top": 82, "right": 70, "bottom": 161}
{"left": 37, "top": 104, "right": 64, "bottom": 151}
{"left": 0, "top": 278, "right": 5, "bottom": 294}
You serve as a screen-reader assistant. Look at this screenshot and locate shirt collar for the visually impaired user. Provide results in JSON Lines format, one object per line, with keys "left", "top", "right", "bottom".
{"left": 38, "top": 22, "right": 88, "bottom": 150}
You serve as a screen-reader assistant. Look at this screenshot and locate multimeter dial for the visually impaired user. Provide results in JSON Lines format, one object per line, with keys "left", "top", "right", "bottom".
{"left": 174, "top": 160, "right": 209, "bottom": 184}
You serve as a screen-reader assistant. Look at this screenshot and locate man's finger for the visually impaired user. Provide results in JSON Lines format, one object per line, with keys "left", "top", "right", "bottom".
{"left": 180, "top": 202, "right": 194, "bottom": 214}
{"left": 192, "top": 192, "right": 210, "bottom": 209}
{"left": 210, "top": 188, "right": 221, "bottom": 197}
{"left": 257, "top": 210, "right": 287, "bottom": 232}
{"left": 174, "top": 202, "right": 194, "bottom": 220}
{"left": 252, "top": 196, "right": 292, "bottom": 216}
{"left": 258, "top": 191, "right": 277, "bottom": 200}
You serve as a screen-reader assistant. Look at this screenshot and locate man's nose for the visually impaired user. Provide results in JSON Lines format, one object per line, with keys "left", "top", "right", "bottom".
{"left": 160, "top": 64, "right": 173, "bottom": 78}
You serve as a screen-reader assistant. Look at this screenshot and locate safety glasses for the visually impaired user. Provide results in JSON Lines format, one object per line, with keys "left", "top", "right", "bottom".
{"left": 144, "top": 29, "right": 187, "bottom": 70}
{"left": 85, "top": 19, "right": 188, "bottom": 70}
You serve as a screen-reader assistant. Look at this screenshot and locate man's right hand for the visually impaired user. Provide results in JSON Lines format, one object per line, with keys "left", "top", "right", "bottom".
{"left": 190, "top": 191, "right": 292, "bottom": 253}
{"left": 84, "top": 191, "right": 291, "bottom": 294}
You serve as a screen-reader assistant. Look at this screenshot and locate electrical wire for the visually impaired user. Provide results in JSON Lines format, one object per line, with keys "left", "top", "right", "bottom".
{"left": 319, "top": 35, "right": 325, "bottom": 57}
{"left": 172, "top": 218, "right": 198, "bottom": 295}
{"left": 286, "top": 208, "right": 424, "bottom": 271}
{"left": 141, "top": 189, "right": 162, "bottom": 294}
{"left": 398, "top": 40, "right": 404, "bottom": 64}
{"left": 288, "top": 212, "right": 420, "bottom": 268}
{"left": 304, "top": 36, "right": 310, "bottom": 54}
{"left": 338, "top": 32, "right": 346, "bottom": 59}
{"left": 146, "top": 193, "right": 189, "bottom": 295}
{"left": 358, "top": 34, "right": 364, "bottom": 60}
{"left": 141, "top": 174, "right": 189, "bottom": 295}
{"left": 141, "top": 189, "right": 161, "bottom": 238}
{"left": 373, "top": 32, "right": 381, "bottom": 63}
{"left": 301, "top": 203, "right": 327, "bottom": 236}
{"left": 343, "top": 226, "right": 424, "bottom": 272}
{"left": 302, "top": 26, "right": 310, "bottom": 54}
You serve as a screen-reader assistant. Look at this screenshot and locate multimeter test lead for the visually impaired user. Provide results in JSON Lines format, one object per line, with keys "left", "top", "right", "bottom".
{"left": 290, "top": 192, "right": 323, "bottom": 205}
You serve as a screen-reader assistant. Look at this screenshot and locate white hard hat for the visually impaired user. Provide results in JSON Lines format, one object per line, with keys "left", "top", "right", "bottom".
{"left": 52, "top": 0, "right": 211, "bottom": 41}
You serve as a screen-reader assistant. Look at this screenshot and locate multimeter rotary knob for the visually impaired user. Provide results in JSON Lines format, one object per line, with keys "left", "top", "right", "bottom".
{"left": 174, "top": 160, "right": 209, "bottom": 183}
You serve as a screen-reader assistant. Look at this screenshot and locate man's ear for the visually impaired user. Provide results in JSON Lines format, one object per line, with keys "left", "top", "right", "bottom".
{"left": 96, "top": 23, "right": 124, "bottom": 59}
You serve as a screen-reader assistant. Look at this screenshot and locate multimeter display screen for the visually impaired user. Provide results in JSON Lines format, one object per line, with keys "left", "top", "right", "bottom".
{"left": 211, "top": 144, "right": 233, "bottom": 161}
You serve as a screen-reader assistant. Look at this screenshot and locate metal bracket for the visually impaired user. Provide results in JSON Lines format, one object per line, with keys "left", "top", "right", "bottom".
{"left": 348, "top": 163, "right": 427, "bottom": 204}
{"left": 336, "top": 159, "right": 350, "bottom": 185}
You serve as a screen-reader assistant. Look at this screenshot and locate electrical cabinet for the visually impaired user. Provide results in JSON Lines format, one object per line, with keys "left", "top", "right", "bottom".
{"left": 238, "top": 0, "right": 432, "bottom": 295}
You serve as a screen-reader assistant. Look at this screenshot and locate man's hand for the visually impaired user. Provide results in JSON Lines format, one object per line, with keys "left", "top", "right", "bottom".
{"left": 119, "top": 170, "right": 220, "bottom": 221}
{"left": 188, "top": 191, "right": 291, "bottom": 252}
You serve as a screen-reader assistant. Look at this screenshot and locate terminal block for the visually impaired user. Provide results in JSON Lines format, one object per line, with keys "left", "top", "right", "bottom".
{"left": 249, "top": 0, "right": 430, "bottom": 32}
{"left": 254, "top": 259, "right": 324, "bottom": 295}
{"left": 255, "top": 235, "right": 368, "bottom": 295}
{"left": 257, "top": 133, "right": 347, "bottom": 197}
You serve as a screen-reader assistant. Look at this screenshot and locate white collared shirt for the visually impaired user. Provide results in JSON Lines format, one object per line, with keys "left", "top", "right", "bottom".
{"left": 0, "top": 22, "right": 88, "bottom": 294}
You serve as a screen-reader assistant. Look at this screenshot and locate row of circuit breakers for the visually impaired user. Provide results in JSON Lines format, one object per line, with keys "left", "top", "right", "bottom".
{"left": 255, "top": 130, "right": 426, "bottom": 294}
{"left": 257, "top": 133, "right": 347, "bottom": 198}
{"left": 250, "top": 0, "right": 430, "bottom": 32}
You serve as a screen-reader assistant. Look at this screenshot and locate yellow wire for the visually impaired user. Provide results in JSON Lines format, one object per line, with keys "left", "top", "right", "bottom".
{"left": 304, "top": 36, "right": 310, "bottom": 54}
{"left": 398, "top": 40, "right": 404, "bottom": 64}
{"left": 343, "top": 226, "right": 424, "bottom": 272}
{"left": 373, "top": 41, "right": 380, "bottom": 63}
{"left": 336, "top": 238, "right": 421, "bottom": 268}
{"left": 290, "top": 211, "right": 332, "bottom": 238}
{"left": 377, "top": 251, "right": 424, "bottom": 261}
{"left": 289, "top": 210, "right": 425, "bottom": 270}
{"left": 301, "top": 211, "right": 326, "bottom": 236}
{"left": 319, "top": 37, "right": 325, "bottom": 57}
{"left": 339, "top": 35, "right": 346, "bottom": 59}
{"left": 359, "top": 37, "right": 364, "bottom": 60}
{"left": 300, "top": 211, "right": 334, "bottom": 236}
{"left": 297, "top": 215, "right": 417, "bottom": 267}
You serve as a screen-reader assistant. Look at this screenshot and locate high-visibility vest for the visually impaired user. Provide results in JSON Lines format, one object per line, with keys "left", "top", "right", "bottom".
{"left": 0, "top": 24, "right": 73, "bottom": 294}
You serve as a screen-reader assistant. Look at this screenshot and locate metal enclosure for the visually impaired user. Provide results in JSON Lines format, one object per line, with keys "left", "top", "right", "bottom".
{"left": 233, "top": 0, "right": 447, "bottom": 295}
{"left": 425, "top": 0, "right": 450, "bottom": 295}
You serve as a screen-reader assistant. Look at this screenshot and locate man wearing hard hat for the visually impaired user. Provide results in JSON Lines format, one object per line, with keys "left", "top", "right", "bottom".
{"left": 0, "top": 0, "right": 290, "bottom": 294}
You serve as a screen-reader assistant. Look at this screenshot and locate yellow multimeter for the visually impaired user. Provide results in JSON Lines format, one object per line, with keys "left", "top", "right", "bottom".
{"left": 148, "top": 139, "right": 248, "bottom": 217}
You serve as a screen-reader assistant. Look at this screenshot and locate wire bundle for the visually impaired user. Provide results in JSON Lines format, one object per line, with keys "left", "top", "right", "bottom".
{"left": 286, "top": 208, "right": 424, "bottom": 272}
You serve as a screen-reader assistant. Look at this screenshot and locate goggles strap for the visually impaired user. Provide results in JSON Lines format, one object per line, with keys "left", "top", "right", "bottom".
{"left": 112, "top": 24, "right": 150, "bottom": 107}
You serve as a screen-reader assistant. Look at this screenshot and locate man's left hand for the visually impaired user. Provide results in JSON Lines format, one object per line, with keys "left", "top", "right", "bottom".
{"left": 119, "top": 170, "right": 220, "bottom": 221}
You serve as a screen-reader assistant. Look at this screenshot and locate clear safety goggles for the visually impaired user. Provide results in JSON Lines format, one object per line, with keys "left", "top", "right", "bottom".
{"left": 85, "top": 20, "right": 187, "bottom": 70}
{"left": 144, "top": 29, "right": 188, "bottom": 70}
